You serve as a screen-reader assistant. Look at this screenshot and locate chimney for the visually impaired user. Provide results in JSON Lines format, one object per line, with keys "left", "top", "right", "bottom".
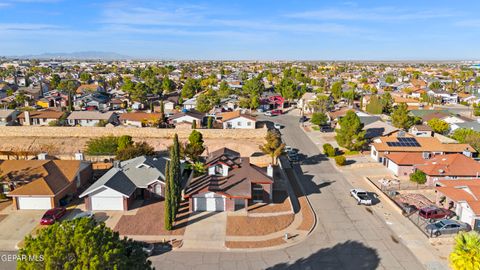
{"left": 24, "top": 111, "right": 31, "bottom": 126}
{"left": 38, "top": 152, "right": 47, "bottom": 160}
{"left": 113, "top": 160, "right": 121, "bottom": 170}
{"left": 267, "top": 164, "right": 273, "bottom": 178}
{"left": 74, "top": 151, "right": 84, "bottom": 161}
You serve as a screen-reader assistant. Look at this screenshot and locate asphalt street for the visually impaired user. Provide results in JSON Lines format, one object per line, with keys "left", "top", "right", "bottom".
{"left": 150, "top": 112, "right": 425, "bottom": 270}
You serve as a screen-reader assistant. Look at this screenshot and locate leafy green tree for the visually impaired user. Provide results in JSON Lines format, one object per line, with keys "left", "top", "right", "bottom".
{"left": 207, "top": 116, "right": 214, "bottom": 129}
{"left": 429, "top": 81, "right": 442, "bottom": 90}
{"left": 49, "top": 74, "right": 61, "bottom": 90}
{"left": 391, "top": 103, "right": 415, "bottom": 130}
{"left": 195, "top": 89, "right": 220, "bottom": 113}
{"left": 335, "top": 110, "right": 366, "bottom": 151}
{"left": 451, "top": 128, "right": 480, "bottom": 152}
{"left": 79, "top": 72, "right": 91, "bottom": 83}
{"left": 162, "top": 76, "right": 175, "bottom": 94}
{"left": 331, "top": 81, "right": 343, "bottom": 101}
{"left": 276, "top": 77, "right": 298, "bottom": 101}
{"left": 381, "top": 92, "right": 394, "bottom": 114}
{"left": 116, "top": 142, "right": 155, "bottom": 161}
{"left": 366, "top": 95, "right": 383, "bottom": 114}
{"left": 259, "top": 130, "right": 285, "bottom": 165}
{"left": 427, "top": 118, "right": 450, "bottom": 134}
{"left": 17, "top": 218, "right": 152, "bottom": 269}
{"left": 117, "top": 135, "right": 133, "bottom": 151}
{"left": 385, "top": 76, "right": 396, "bottom": 84}
{"left": 186, "top": 161, "right": 207, "bottom": 177}
{"left": 308, "top": 95, "right": 330, "bottom": 113}
{"left": 242, "top": 77, "right": 265, "bottom": 97}
{"left": 311, "top": 112, "right": 328, "bottom": 126}
{"left": 181, "top": 78, "right": 200, "bottom": 99}
{"left": 85, "top": 136, "right": 119, "bottom": 155}
{"left": 410, "top": 170, "right": 427, "bottom": 184}
{"left": 450, "top": 231, "right": 480, "bottom": 270}
{"left": 184, "top": 130, "right": 205, "bottom": 161}
{"left": 218, "top": 81, "right": 232, "bottom": 98}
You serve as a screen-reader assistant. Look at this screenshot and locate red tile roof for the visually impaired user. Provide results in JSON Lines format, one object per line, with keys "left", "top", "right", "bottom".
{"left": 417, "top": 154, "right": 480, "bottom": 177}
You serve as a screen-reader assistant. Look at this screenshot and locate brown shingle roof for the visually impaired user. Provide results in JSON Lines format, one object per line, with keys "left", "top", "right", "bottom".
{"left": 185, "top": 149, "right": 273, "bottom": 199}
{"left": 17, "top": 110, "right": 64, "bottom": 120}
{"left": 0, "top": 160, "right": 82, "bottom": 196}
{"left": 218, "top": 111, "right": 256, "bottom": 122}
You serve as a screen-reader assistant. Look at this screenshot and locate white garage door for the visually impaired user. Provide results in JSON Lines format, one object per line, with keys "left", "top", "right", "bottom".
{"left": 17, "top": 197, "right": 52, "bottom": 210}
{"left": 91, "top": 196, "right": 124, "bottom": 211}
{"left": 194, "top": 197, "right": 225, "bottom": 211}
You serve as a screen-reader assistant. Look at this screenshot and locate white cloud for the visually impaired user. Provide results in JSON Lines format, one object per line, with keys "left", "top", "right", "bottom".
{"left": 287, "top": 7, "right": 459, "bottom": 22}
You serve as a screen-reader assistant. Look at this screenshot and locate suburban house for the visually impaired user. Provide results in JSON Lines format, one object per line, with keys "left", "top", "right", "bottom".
{"left": 1, "top": 159, "right": 92, "bottom": 210}
{"left": 79, "top": 156, "right": 175, "bottom": 211}
{"left": 66, "top": 111, "right": 117, "bottom": 126}
{"left": 415, "top": 154, "right": 480, "bottom": 186}
{"left": 384, "top": 152, "right": 427, "bottom": 178}
{"left": 17, "top": 110, "right": 65, "bottom": 126}
{"left": 119, "top": 112, "right": 162, "bottom": 127}
{"left": 370, "top": 134, "right": 476, "bottom": 165}
{"left": 362, "top": 120, "right": 399, "bottom": 140}
{"left": 409, "top": 125, "right": 433, "bottom": 137}
{"left": 218, "top": 111, "right": 256, "bottom": 129}
{"left": 435, "top": 180, "right": 480, "bottom": 229}
{"left": 182, "top": 97, "right": 197, "bottom": 110}
{"left": 169, "top": 110, "right": 204, "bottom": 127}
{"left": 184, "top": 148, "right": 274, "bottom": 212}
{"left": 0, "top": 109, "right": 17, "bottom": 126}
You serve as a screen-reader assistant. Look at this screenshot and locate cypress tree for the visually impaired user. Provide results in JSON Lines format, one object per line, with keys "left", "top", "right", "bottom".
{"left": 191, "top": 120, "right": 197, "bottom": 129}
{"left": 169, "top": 134, "right": 182, "bottom": 216}
{"left": 164, "top": 160, "right": 172, "bottom": 230}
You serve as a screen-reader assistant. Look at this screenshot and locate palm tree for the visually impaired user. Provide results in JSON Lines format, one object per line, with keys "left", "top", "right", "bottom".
{"left": 450, "top": 231, "right": 480, "bottom": 270}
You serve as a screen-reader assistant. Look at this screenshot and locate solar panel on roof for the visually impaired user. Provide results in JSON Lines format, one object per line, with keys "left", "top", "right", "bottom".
{"left": 388, "top": 137, "right": 420, "bottom": 147}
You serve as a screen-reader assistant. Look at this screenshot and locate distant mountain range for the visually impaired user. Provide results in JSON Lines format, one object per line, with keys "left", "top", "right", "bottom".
{"left": 10, "top": 51, "right": 133, "bottom": 60}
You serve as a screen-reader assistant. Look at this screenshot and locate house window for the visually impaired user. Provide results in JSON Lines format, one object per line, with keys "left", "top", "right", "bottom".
{"left": 252, "top": 184, "right": 264, "bottom": 202}
{"left": 238, "top": 121, "right": 242, "bottom": 126}
{"left": 215, "top": 164, "right": 223, "bottom": 175}
{"left": 247, "top": 122, "right": 252, "bottom": 126}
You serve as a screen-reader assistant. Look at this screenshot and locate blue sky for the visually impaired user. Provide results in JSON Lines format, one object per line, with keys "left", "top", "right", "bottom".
{"left": 0, "top": 0, "right": 479, "bottom": 60}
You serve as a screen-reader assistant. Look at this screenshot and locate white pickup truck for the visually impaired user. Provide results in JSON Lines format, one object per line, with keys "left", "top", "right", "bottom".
{"left": 350, "top": 189, "right": 372, "bottom": 205}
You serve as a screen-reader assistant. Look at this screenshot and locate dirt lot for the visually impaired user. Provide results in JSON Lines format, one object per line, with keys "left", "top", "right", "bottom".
{"left": 247, "top": 191, "right": 292, "bottom": 214}
{"left": 225, "top": 236, "right": 286, "bottom": 249}
{"left": 114, "top": 199, "right": 189, "bottom": 236}
{"left": 226, "top": 214, "right": 294, "bottom": 236}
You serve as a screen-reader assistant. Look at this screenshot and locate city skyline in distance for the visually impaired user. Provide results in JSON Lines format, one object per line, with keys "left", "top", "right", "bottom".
{"left": 1, "top": 0, "right": 479, "bottom": 60}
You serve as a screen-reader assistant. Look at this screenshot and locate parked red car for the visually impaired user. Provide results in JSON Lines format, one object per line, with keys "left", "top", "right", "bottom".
{"left": 40, "top": 207, "right": 67, "bottom": 225}
{"left": 419, "top": 206, "right": 454, "bottom": 221}
{"left": 271, "top": 109, "right": 283, "bottom": 116}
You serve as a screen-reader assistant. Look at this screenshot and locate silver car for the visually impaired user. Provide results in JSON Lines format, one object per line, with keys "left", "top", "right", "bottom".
{"left": 425, "top": 219, "right": 470, "bottom": 236}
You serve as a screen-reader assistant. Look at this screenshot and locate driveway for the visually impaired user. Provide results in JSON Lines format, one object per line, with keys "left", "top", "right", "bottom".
{"left": 181, "top": 212, "right": 227, "bottom": 250}
{"left": 0, "top": 210, "right": 44, "bottom": 251}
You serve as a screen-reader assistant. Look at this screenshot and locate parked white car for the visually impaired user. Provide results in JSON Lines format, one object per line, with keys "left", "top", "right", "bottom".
{"left": 350, "top": 189, "right": 372, "bottom": 205}
{"left": 274, "top": 123, "right": 282, "bottom": 129}
{"left": 264, "top": 111, "right": 272, "bottom": 116}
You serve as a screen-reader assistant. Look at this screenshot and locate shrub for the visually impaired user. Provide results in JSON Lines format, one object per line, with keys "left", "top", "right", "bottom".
{"left": 85, "top": 135, "right": 119, "bottom": 156}
{"left": 322, "top": 143, "right": 336, "bottom": 157}
{"left": 410, "top": 170, "right": 427, "bottom": 185}
{"left": 115, "top": 142, "right": 155, "bottom": 161}
{"left": 335, "top": 155, "right": 346, "bottom": 166}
